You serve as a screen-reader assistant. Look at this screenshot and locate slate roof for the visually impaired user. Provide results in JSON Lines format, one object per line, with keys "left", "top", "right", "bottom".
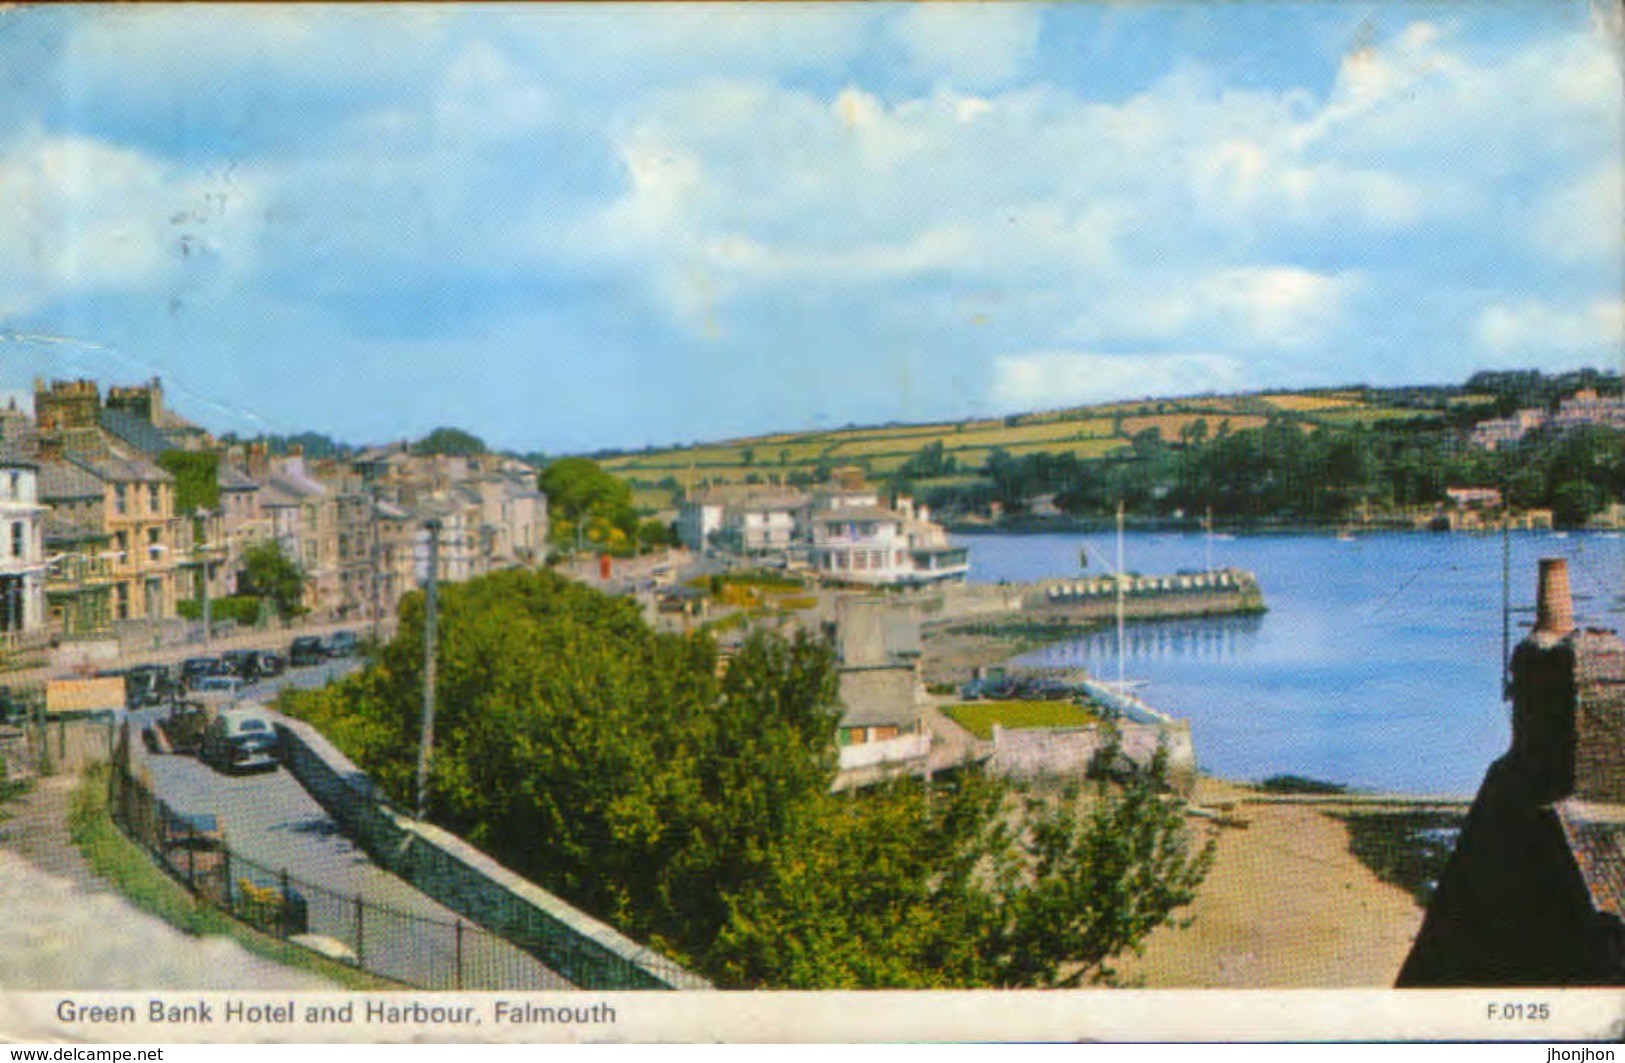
{"left": 218, "top": 463, "right": 259, "bottom": 491}
{"left": 1558, "top": 799, "right": 1625, "bottom": 922}
{"left": 38, "top": 460, "right": 107, "bottom": 501}
{"left": 97, "top": 408, "right": 175, "bottom": 456}
{"left": 68, "top": 453, "right": 174, "bottom": 484}
{"left": 837, "top": 666, "right": 920, "bottom": 730}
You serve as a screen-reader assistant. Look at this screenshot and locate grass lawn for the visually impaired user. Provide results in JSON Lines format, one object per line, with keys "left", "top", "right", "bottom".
{"left": 944, "top": 700, "right": 1100, "bottom": 740}
{"left": 67, "top": 765, "right": 394, "bottom": 990}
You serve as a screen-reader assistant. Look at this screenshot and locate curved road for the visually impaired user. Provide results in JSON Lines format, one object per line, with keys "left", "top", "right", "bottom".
{"left": 129, "top": 658, "right": 570, "bottom": 991}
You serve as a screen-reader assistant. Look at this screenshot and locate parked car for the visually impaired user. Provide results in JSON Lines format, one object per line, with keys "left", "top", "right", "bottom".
{"left": 201, "top": 705, "right": 280, "bottom": 773}
{"left": 190, "top": 675, "right": 244, "bottom": 699}
{"left": 255, "top": 651, "right": 285, "bottom": 678}
{"left": 180, "top": 656, "right": 223, "bottom": 690}
{"left": 126, "top": 664, "right": 176, "bottom": 707}
{"left": 219, "top": 650, "right": 260, "bottom": 681}
{"left": 324, "top": 630, "right": 359, "bottom": 658}
{"left": 288, "top": 636, "right": 326, "bottom": 667}
{"left": 144, "top": 697, "right": 219, "bottom": 755}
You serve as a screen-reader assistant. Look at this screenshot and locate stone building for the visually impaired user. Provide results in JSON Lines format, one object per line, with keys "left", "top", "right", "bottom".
{"left": 37, "top": 460, "right": 114, "bottom": 635}
{"left": 0, "top": 446, "right": 47, "bottom": 640}
{"left": 1397, "top": 559, "right": 1625, "bottom": 986}
{"left": 69, "top": 454, "right": 189, "bottom": 624}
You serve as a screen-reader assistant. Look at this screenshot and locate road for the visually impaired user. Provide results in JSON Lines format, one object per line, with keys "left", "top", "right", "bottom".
{"left": 128, "top": 656, "right": 572, "bottom": 991}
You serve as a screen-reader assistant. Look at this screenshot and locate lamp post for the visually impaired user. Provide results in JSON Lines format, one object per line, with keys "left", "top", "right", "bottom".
{"left": 415, "top": 517, "right": 441, "bottom": 822}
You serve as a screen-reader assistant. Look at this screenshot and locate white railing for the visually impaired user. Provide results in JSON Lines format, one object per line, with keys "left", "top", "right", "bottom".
{"left": 838, "top": 732, "right": 931, "bottom": 771}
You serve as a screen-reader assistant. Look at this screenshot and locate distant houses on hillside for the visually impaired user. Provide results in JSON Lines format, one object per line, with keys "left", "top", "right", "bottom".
{"left": 1469, "top": 389, "right": 1625, "bottom": 451}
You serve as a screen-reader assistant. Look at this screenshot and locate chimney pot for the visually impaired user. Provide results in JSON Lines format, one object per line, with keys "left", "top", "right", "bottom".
{"left": 1533, "top": 557, "right": 1574, "bottom": 638}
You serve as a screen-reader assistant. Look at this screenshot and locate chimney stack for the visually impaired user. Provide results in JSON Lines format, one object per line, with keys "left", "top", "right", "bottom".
{"left": 1533, "top": 558, "right": 1575, "bottom": 639}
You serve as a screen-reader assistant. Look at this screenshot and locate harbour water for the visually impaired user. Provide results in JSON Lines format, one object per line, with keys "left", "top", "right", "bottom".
{"left": 958, "top": 529, "right": 1625, "bottom": 797}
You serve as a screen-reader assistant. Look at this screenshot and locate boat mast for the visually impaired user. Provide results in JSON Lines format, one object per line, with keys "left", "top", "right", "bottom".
{"left": 1206, "top": 504, "right": 1214, "bottom": 574}
{"left": 1502, "top": 498, "right": 1512, "bottom": 701}
{"left": 1117, "top": 499, "right": 1126, "bottom": 690}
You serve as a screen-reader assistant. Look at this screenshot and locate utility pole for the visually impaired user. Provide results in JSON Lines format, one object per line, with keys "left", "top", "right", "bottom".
{"left": 416, "top": 518, "right": 441, "bottom": 822}
{"left": 369, "top": 482, "right": 382, "bottom": 645}
{"left": 196, "top": 509, "right": 213, "bottom": 649}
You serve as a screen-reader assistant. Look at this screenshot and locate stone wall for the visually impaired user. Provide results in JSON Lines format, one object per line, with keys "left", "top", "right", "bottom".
{"left": 275, "top": 715, "right": 709, "bottom": 990}
{"left": 988, "top": 718, "right": 1195, "bottom": 794}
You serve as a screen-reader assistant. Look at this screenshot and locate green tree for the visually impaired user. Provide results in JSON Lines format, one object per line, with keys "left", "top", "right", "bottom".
{"left": 280, "top": 569, "right": 1215, "bottom": 988}
{"left": 239, "top": 539, "right": 308, "bottom": 620}
{"left": 412, "top": 426, "right": 486, "bottom": 457}
{"left": 538, "top": 457, "right": 637, "bottom": 552}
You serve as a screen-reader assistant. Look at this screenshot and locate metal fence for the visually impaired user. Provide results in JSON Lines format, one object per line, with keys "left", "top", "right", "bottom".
{"left": 108, "top": 725, "right": 569, "bottom": 990}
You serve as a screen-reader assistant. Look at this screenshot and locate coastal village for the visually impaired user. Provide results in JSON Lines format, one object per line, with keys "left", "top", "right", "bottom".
{"left": 1, "top": 371, "right": 1622, "bottom": 995}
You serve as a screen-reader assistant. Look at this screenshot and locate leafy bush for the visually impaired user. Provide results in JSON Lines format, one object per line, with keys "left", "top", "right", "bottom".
{"left": 177, "top": 595, "right": 261, "bottom": 626}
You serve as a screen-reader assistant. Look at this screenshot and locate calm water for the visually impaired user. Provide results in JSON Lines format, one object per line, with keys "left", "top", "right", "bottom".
{"left": 958, "top": 529, "right": 1625, "bottom": 797}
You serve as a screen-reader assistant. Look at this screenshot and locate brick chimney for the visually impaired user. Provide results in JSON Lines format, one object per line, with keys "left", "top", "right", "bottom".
{"left": 1533, "top": 558, "right": 1575, "bottom": 640}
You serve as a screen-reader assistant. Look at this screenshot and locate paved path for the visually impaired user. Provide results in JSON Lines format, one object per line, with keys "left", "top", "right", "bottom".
{"left": 0, "top": 775, "right": 331, "bottom": 989}
{"left": 128, "top": 706, "right": 570, "bottom": 991}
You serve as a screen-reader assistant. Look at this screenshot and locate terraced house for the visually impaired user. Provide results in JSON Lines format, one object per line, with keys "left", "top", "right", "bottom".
{"left": 0, "top": 446, "right": 46, "bottom": 643}
{"left": 71, "top": 454, "right": 189, "bottom": 623}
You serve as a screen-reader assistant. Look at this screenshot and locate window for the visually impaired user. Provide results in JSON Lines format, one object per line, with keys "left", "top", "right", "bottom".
{"left": 9, "top": 522, "right": 20, "bottom": 559}
{"left": 7, "top": 472, "right": 17, "bottom": 499}
{"left": 148, "top": 484, "right": 159, "bottom": 514}
{"left": 114, "top": 484, "right": 127, "bottom": 515}
{"left": 147, "top": 527, "right": 161, "bottom": 559}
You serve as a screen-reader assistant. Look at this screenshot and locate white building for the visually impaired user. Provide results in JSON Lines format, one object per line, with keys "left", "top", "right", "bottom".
{"left": 677, "top": 499, "right": 725, "bottom": 552}
{"left": 719, "top": 493, "right": 806, "bottom": 554}
{"left": 0, "top": 450, "right": 47, "bottom": 637}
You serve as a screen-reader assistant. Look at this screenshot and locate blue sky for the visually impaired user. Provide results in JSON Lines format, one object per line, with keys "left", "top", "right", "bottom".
{"left": 0, "top": 3, "right": 1620, "bottom": 454}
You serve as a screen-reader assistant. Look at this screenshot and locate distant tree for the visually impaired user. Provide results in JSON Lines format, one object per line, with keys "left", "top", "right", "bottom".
{"left": 412, "top": 427, "right": 486, "bottom": 457}
{"left": 538, "top": 457, "right": 636, "bottom": 552}
{"left": 239, "top": 540, "right": 308, "bottom": 620}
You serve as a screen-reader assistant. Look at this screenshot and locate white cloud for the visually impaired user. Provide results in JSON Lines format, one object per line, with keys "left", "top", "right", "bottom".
{"left": 889, "top": 4, "right": 1041, "bottom": 88}
{"left": 991, "top": 351, "right": 1246, "bottom": 410}
{"left": 0, "top": 131, "right": 263, "bottom": 318}
{"left": 1073, "top": 267, "right": 1357, "bottom": 351}
{"left": 1530, "top": 162, "right": 1625, "bottom": 265}
{"left": 1476, "top": 298, "right": 1625, "bottom": 358}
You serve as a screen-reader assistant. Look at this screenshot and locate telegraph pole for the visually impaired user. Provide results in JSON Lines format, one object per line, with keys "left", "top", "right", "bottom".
{"left": 416, "top": 518, "right": 441, "bottom": 822}
{"left": 196, "top": 509, "right": 213, "bottom": 649}
{"left": 369, "top": 482, "right": 382, "bottom": 645}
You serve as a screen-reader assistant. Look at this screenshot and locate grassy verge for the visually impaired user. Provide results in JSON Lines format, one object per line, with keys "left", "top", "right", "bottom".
{"left": 67, "top": 764, "right": 394, "bottom": 990}
{"left": 944, "top": 700, "right": 1100, "bottom": 740}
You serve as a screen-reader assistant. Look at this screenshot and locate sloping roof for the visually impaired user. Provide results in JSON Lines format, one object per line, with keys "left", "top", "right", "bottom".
{"left": 38, "top": 460, "right": 106, "bottom": 500}
{"left": 1558, "top": 799, "right": 1625, "bottom": 922}
{"left": 68, "top": 452, "right": 173, "bottom": 484}
{"left": 0, "top": 440, "right": 36, "bottom": 468}
{"left": 218, "top": 463, "right": 259, "bottom": 491}
{"left": 837, "top": 666, "right": 920, "bottom": 729}
{"left": 97, "top": 408, "right": 175, "bottom": 456}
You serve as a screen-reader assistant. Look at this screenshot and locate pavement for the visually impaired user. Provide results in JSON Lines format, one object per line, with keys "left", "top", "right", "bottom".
{"left": 0, "top": 775, "right": 330, "bottom": 989}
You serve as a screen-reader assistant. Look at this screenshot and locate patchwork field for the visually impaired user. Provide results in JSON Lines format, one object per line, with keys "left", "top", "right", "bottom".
{"left": 598, "top": 384, "right": 1466, "bottom": 501}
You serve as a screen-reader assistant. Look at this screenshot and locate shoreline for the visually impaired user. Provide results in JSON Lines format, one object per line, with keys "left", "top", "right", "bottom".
{"left": 947, "top": 517, "right": 1585, "bottom": 536}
